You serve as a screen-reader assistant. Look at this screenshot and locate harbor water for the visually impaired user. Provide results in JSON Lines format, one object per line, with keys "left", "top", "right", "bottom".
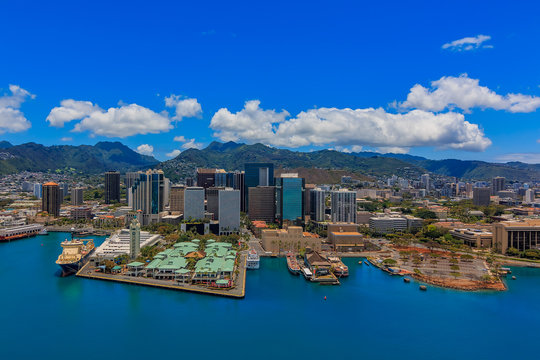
{"left": 1, "top": 232, "right": 539, "bottom": 359}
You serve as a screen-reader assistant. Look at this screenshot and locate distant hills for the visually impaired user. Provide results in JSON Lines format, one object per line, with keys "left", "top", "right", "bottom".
{"left": 2, "top": 139, "right": 540, "bottom": 182}
{"left": 161, "top": 141, "right": 540, "bottom": 182}
{"left": 0, "top": 141, "right": 159, "bottom": 174}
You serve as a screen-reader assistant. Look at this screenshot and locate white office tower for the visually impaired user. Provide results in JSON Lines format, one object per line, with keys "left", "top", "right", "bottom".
{"left": 218, "top": 188, "right": 240, "bottom": 235}
{"left": 525, "top": 189, "right": 535, "bottom": 203}
{"left": 183, "top": 187, "right": 205, "bottom": 221}
{"left": 331, "top": 189, "right": 357, "bottom": 223}
{"left": 310, "top": 189, "right": 326, "bottom": 222}
{"left": 129, "top": 219, "right": 141, "bottom": 260}
{"left": 421, "top": 174, "right": 430, "bottom": 191}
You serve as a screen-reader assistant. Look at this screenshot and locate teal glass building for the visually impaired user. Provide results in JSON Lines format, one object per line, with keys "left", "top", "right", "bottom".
{"left": 276, "top": 176, "right": 304, "bottom": 225}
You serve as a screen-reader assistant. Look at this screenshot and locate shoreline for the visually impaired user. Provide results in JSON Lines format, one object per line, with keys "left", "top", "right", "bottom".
{"left": 410, "top": 273, "right": 507, "bottom": 292}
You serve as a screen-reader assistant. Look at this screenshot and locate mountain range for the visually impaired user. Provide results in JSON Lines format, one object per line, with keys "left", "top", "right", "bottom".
{"left": 1, "top": 140, "right": 540, "bottom": 182}
{"left": 0, "top": 141, "right": 159, "bottom": 174}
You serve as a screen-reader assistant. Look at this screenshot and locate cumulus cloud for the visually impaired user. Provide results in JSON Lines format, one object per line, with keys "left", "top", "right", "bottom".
{"left": 47, "top": 100, "right": 100, "bottom": 127}
{"left": 136, "top": 144, "right": 154, "bottom": 156}
{"left": 166, "top": 149, "right": 181, "bottom": 158}
{"left": 60, "top": 137, "right": 73, "bottom": 142}
{"left": 47, "top": 93, "right": 201, "bottom": 138}
{"left": 210, "top": 100, "right": 289, "bottom": 143}
{"left": 442, "top": 35, "right": 492, "bottom": 51}
{"left": 400, "top": 74, "right": 540, "bottom": 113}
{"left": 210, "top": 101, "right": 491, "bottom": 152}
{"left": 173, "top": 135, "right": 187, "bottom": 142}
{"left": 165, "top": 95, "right": 202, "bottom": 121}
{"left": 172, "top": 135, "right": 204, "bottom": 150}
{"left": 0, "top": 85, "right": 34, "bottom": 134}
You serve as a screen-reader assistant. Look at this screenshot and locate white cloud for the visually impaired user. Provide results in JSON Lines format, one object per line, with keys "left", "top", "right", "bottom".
{"left": 136, "top": 144, "right": 154, "bottom": 156}
{"left": 210, "top": 100, "right": 289, "bottom": 143}
{"left": 0, "top": 85, "right": 34, "bottom": 134}
{"left": 442, "top": 35, "right": 492, "bottom": 51}
{"left": 173, "top": 135, "right": 187, "bottom": 142}
{"left": 165, "top": 95, "right": 202, "bottom": 121}
{"left": 47, "top": 99, "right": 172, "bottom": 137}
{"left": 181, "top": 138, "right": 203, "bottom": 150}
{"left": 400, "top": 74, "right": 540, "bottom": 113}
{"left": 377, "top": 146, "right": 410, "bottom": 154}
{"left": 46, "top": 100, "right": 100, "bottom": 127}
{"left": 210, "top": 101, "right": 491, "bottom": 152}
{"left": 497, "top": 153, "right": 540, "bottom": 164}
{"left": 166, "top": 149, "right": 181, "bottom": 158}
{"left": 60, "top": 137, "right": 73, "bottom": 142}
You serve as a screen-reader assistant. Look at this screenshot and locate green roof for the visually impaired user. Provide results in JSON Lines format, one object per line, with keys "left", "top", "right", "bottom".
{"left": 112, "top": 266, "right": 122, "bottom": 270}
{"left": 127, "top": 261, "right": 145, "bottom": 267}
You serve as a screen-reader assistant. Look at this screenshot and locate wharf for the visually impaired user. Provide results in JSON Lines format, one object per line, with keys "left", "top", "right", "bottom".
{"left": 76, "top": 253, "right": 247, "bottom": 299}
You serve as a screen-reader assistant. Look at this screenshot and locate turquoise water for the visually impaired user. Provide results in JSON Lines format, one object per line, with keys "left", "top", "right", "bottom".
{"left": 1, "top": 232, "right": 539, "bottom": 359}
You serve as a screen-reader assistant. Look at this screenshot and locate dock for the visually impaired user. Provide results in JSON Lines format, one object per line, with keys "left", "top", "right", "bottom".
{"left": 76, "top": 253, "right": 247, "bottom": 299}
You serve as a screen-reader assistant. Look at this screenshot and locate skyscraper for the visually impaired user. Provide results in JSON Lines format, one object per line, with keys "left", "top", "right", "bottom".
{"left": 33, "top": 183, "right": 42, "bottom": 199}
{"left": 42, "top": 182, "right": 61, "bottom": 217}
{"left": 420, "top": 174, "right": 430, "bottom": 191}
{"left": 196, "top": 168, "right": 216, "bottom": 190}
{"left": 310, "top": 189, "right": 326, "bottom": 222}
{"left": 206, "top": 187, "right": 224, "bottom": 220}
{"left": 71, "top": 187, "right": 84, "bottom": 206}
{"left": 245, "top": 163, "right": 274, "bottom": 211}
{"left": 304, "top": 184, "right": 316, "bottom": 217}
{"left": 129, "top": 219, "right": 141, "bottom": 260}
{"left": 105, "top": 171, "right": 121, "bottom": 204}
{"left": 492, "top": 177, "right": 505, "bottom": 195}
{"left": 248, "top": 186, "right": 275, "bottom": 222}
{"left": 183, "top": 187, "right": 205, "bottom": 221}
{"left": 169, "top": 185, "right": 185, "bottom": 213}
{"left": 275, "top": 174, "right": 304, "bottom": 226}
{"left": 233, "top": 171, "right": 245, "bottom": 212}
{"left": 331, "top": 189, "right": 357, "bottom": 223}
{"left": 218, "top": 189, "right": 240, "bottom": 235}
{"left": 131, "top": 170, "right": 166, "bottom": 225}
{"left": 473, "top": 187, "right": 491, "bottom": 206}
{"left": 525, "top": 188, "right": 535, "bottom": 203}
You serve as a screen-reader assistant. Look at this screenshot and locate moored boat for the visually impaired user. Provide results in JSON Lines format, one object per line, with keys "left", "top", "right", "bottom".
{"left": 0, "top": 224, "right": 43, "bottom": 242}
{"left": 286, "top": 252, "right": 301, "bottom": 275}
{"left": 56, "top": 238, "right": 95, "bottom": 275}
{"left": 246, "top": 249, "right": 260, "bottom": 269}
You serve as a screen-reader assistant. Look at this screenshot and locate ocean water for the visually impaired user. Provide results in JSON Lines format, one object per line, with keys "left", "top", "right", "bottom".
{"left": 1, "top": 232, "right": 539, "bottom": 359}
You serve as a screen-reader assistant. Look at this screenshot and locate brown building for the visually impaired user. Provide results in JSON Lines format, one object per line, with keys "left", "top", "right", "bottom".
{"left": 327, "top": 223, "right": 364, "bottom": 252}
{"left": 248, "top": 186, "right": 275, "bottom": 222}
{"left": 304, "top": 183, "right": 316, "bottom": 218}
{"left": 493, "top": 219, "right": 540, "bottom": 254}
{"left": 42, "top": 182, "right": 61, "bottom": 217}
{"left": 169, "top": 185, "right": 185, "bottom": 213}
{"left": 71, "top": 207, "right": 92, "bottom": 221}
{"left": 261, "top": 226, "right": 322, "bottom": 256}
{"left": 450, "top": 228, "right": 493, "bottom": 248}
{"left": 196, "top": 168, "right": 216, "bottom": 190}
{"left": 206, "top": 187, "right": 224, "bottom": 220}
{"left": 105, "top": 171, "right": 121, "bottom": 204}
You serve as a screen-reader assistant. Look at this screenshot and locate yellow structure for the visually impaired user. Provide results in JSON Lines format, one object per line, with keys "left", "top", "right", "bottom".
{"left": 493, "top": 219, "right": 540, "bottom": 254}
{"left": 261, "top": 226, "right": 321, "bottom": 256}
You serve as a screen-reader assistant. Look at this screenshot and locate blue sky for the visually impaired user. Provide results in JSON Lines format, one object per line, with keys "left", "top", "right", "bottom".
{"left": 1, "top": 0, "right": 539, "bottom": 162}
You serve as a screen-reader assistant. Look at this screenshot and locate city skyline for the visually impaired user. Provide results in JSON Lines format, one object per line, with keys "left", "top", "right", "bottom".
{"left": 0, "top": 1, "right": 539, "bottom": 162}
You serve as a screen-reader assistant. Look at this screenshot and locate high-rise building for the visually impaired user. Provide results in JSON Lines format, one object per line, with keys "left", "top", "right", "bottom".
{"left": 33, "top": 183, "right": 42, "bottom": 199}
{"left": 214, "top": 170, "right": 228, "bottom": 187}
{"left": 492, "top": 177, "right": 505, "bottom": 195}
{"left": 244, "top": 163, "right": 274, "bottom": 211}
{"left": 233, "top": 171, "right": 245, "bottom": 212}
{"left": 59, "top": 183, "right": 69, "bottom": 197}
{"left": 304, "top": 184, "right": 316, "bottom": 217}
{"left": 71, "top": 187, "right": 84, "bottom": 206}
{"left": 310, "top": 189, "right": 326, "bottom": 222}
{"left": 125, "top": 172, "right": 139, "bottom": 189}
{"left": 169, "top": 185, "right": 185, "bottom": 213}
{"left": 420, "top": 174, "right": 430, "bottom": 191}
{"left": 525, "top": 188, "right": 535, "bottom": 203}
{"left": 183, "top": 187, "right": 205, "bottom": 221}
{"left": 196, "top": 168, "right": 216, "bottom": 190}
{"left": 331, "top": 189, "right": 357, "bottom": 223}
{"left": 275, "top": 174, "right": 304, "bottom": 226}
{"left": 131, "top": 170, "right": 166, "bottom": 225}
{"left": 248, "top": 186, "right": 275, "bottom": 223}
{"left": 185, "top": 177, "right": 194, "bottom": 187}
{"left": 129, "top": 219, "right": 141, "bottom": 260}
{"left": 218, "top": 189, "right": 240, "bottom": 235}
{"left": 206, "top": 187, "right": 224, "bottom": 220}
{"left": 42, "top": 182, "right": 61, "bottom": 217}
{"left": 473, "top": 187, "right": 491, "bottom": 206}
{"left": 105, "top": 171, "right": 121, "bottom": 204}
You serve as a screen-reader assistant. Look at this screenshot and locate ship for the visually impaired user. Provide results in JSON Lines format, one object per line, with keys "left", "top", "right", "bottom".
{"left": 327, "top": 255, "right": 349, "bottom": 277}
{"left": 56, "top": 238, "right": 95, "bottom": 275}
{"left": 246, "top": 249, "right": 260, "bottom": 269}
{"left": 0, "top": 224, "right": 44, "bottom": 242}
{"left": 286, "top": 252, "right": 301, "bottom": 275}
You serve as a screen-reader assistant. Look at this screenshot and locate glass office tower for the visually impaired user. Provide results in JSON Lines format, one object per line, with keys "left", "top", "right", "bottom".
{"left": 275, "top": 175, "right": 304, "bottom": 226}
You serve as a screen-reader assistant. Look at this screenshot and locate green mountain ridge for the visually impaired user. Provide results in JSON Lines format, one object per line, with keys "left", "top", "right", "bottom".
{"left": 0, "top": 141, "right": 159, "bottom": 174}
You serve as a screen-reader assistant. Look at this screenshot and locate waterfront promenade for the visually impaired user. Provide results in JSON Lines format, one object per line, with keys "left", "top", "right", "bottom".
{"left": 76, "top": 253, "right": 247, "bottom": 298}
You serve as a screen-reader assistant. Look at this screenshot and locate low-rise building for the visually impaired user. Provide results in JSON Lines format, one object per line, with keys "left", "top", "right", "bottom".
{"left": 261, "top": 226, "right": 321, "bottom": 256}
{"left": 450, "top": 228, "right": 493, "bottom": 248}
{"left": 493, "top": 219, "right": 540, "bottom": 254}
